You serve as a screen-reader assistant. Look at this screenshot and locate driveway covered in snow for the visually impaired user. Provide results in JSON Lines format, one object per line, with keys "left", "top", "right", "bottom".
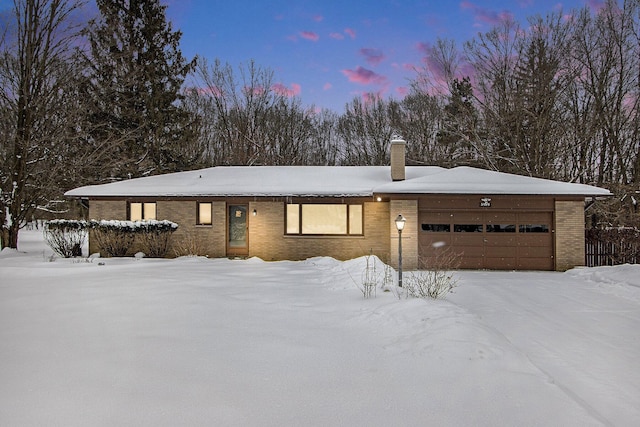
{"left": 450, "top": 268, "right": 640, "bottom": 426}
{"left": 1, "top": 231, "right": 639, "bottom": 426}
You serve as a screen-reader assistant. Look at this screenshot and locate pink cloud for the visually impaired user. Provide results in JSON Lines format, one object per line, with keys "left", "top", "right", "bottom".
{"left": 341, "top": 66, "right": 388, "bottom": 85}
{"left": 416, "top": 41, "right": 430, "bottom": 55}
{"left": 244, "top": 86, "right": 266, "bottom": 96}
{"left": 359, "top": 48, "right": 385, "bottom": 66}
{"left": 396, "top": 86, "right": 408, "bottom": 97}
{"left": 323, "top": 82, "right": 332, "bottom": 90}
{"left": 313, "top": 14, "right": 323, "bottom": 22}
{"left": 344, "top": 28, "right": 356, "bottom": 39}
{"left": 299, "top": 31, "right": 319, "bottom": 41}
{"left": 192, "top": 86, "right": 224, "bottom": 97}
{"left": 329, "top": 32, "right": 345, "bottom": 40}
{"left": 460, "top": 1, "right": 514, "bottom": 25}
{"left": 272, "top": 82, "right": 301, "bottom": 97}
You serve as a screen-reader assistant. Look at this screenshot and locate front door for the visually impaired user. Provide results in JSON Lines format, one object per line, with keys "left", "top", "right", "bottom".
{"left": 227, "top": 204, "right": 249, "bottom": 257}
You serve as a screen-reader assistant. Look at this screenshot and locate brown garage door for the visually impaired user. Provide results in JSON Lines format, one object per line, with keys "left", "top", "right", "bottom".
{"left": 419, "top": 211, "right": 553, "bottom": 270}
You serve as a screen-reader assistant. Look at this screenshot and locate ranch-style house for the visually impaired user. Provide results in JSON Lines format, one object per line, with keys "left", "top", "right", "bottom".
{"left": 65, "top": 138, "right": 611, "bottom": 271}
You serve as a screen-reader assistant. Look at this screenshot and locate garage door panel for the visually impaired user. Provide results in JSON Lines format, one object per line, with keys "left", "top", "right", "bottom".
{"left": 451, "top": 212, "right": 483, "bottom": 222}
{"left": 486, "top": 246, "right": 518, "bottom": 258}
{"left": 485, "top": 212, "right": 517, "bottom": 223}
{"left": 457, "top": 256, "right": 484, "bottom": 269}
{"left": 485, "top": 257, "right": 517, "bottom": 270}
{"left": 518, "top": 234, "right": 552, "bottom": 247}
{"left": 419, "top": 235, "right": 451, "bottom": 249}
{"left": 519, "top": 212, "right": 552, "bottom": 223}
{"left": 517, "top": 257, "right": 553, "bottom": 270}
{"left": 485, "top": 235, "right": 517, "bottom": 247}
{"left": 518, "top": 246, "right": 553, "bottom": 258}
{"left": 420, "top": 212, "right": 452, "bottom": 223}
{"left": 452, "top": 234, "right": 484, "bottom": 246}
{"left": 418, "top": 209, "right": 555, "bottom": 270}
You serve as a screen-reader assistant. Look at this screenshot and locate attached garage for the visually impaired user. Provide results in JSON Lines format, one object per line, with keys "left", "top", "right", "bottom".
{"left": 409, "top": 194, "right": 585, "bottom": 271}
{"left": 418, "top": 197, "right": 554, "bottom": 270}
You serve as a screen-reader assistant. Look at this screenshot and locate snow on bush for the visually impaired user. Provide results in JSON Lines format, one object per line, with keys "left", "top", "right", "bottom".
{"left": 44, "top": 219, "right": 178, "bottom": 258}
{"left": 43, "top": 219, "right": 88, "bottom": 258}
{"left": 88, "top": 219, "right": 178, "bottom": 258}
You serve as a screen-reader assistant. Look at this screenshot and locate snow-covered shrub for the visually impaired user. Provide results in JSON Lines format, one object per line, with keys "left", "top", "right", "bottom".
{"left": 88, "top": 220, "right": 178, "bottom": 258}
{"left": 89, "top": 220, "right": 137, "bottom": 257}
{"left": 136, "top": 220, "right": 178, "bottom": 258}
{"left": 44, "top": 219, "right": 88, "bottom": 258}
{"left": 405, "top": 246, "right": 460, "bottom": 299}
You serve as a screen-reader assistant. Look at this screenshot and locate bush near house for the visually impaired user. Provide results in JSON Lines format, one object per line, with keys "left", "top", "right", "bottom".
{"left": 44, "top": 220, "right": 88, "bottom": 258}
{"left": 44, "top": 219, "right": 178, "bottom": 258}
{"left": 89, "top": 220, "right": 178, "bottom": 258}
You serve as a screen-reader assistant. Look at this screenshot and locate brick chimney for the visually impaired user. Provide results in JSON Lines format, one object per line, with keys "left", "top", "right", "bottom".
{"left": 390, "top": 136, "right": 406, "bottom": 181}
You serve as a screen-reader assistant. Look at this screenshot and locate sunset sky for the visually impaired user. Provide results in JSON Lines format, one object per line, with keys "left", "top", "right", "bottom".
{"left": 168, "top": 0, "right": 603, "bottom": 111}
{"left": 0, "top": 0, "right": 606, "bottom": 111}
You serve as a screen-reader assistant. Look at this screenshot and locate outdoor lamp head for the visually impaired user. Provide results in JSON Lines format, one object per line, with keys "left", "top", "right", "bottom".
{"left": 395, "top": 214, "right": 406, "bottom": 231}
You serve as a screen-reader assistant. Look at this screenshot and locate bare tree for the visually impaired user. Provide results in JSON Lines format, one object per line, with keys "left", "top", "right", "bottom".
{"left": 569, "top": 0, "right": 640, "bottom": 185}
{"left": 338, "top": 94, "right": 398, "bottom": 165}
{"left": 191, "top": 59, "right": 321, "bottom": 166}
{"left": 393, "top": 90, "right": 444, "bottom": 166}
{"left": 307, "top": 108, "right": 340, "bottom": 165}
{"left": 0, "top": 0, "right": 85, "bottom": 249}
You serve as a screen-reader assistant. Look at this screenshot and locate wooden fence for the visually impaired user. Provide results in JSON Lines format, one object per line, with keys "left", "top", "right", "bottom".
{"left": 585, "top": 228, "right": 640, "bottom": 267}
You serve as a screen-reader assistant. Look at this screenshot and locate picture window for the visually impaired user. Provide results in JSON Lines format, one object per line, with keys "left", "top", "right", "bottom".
{"left": 286, "top": 203, "right": 363, "bottom": 235}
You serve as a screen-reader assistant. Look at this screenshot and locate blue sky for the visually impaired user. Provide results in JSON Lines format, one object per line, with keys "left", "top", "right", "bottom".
{"left": 1, "top": 0, "right": 605, "bottom": 111}
{"left": 167, "top": 0, "right": 604, "bottom": 111}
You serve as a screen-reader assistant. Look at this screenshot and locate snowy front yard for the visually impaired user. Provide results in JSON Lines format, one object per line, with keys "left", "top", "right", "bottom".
{"left": 1, "top": 231, "right": 639, "bottom": 426}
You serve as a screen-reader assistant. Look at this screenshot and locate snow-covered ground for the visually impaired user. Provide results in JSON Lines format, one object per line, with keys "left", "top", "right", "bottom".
{"left": 1, "top": 230, "right": 639, "bottom": 426}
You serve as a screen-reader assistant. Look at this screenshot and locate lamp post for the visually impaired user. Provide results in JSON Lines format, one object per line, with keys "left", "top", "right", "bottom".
{"left": 395, "top": 214, "right": 406, "bottom": 287}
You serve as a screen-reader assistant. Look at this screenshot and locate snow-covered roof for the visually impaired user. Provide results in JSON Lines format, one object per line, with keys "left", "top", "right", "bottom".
{"left": 64, "top": 165, "right": 611, "bottom": 198}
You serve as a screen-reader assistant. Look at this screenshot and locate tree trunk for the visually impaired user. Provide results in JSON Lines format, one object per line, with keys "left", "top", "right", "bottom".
{"left": 1, "top": 224, "right": 19, "bottom": 250}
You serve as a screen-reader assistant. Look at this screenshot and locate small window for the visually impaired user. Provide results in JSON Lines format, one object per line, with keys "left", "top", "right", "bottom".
{"left": 486, "top": 224, "right": 516, "bottom": 233}
{"left": 129, "top": 202, "right": 156, "bottom": 221}
{"left": 197, "top": 202, "right": 212, "bottom": 225}
{"left": 454, "top": 224, "right": 483, "bottom": 232}
{"left": 421, "top": 224, "right": 450, "bottom": 232}
{"left": 519, "top": 224, "right": 549, "bottom": 233}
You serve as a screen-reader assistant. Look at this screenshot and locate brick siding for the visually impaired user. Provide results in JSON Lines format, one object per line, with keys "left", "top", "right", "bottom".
{"left": 249, "top": 201, "right": 390, "bottom": 263}
{"left": 89, "top": 199, "right": 391, "bottom": 262}
{"left": 555, "top": 200, "right": 585, "bottom": 271}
